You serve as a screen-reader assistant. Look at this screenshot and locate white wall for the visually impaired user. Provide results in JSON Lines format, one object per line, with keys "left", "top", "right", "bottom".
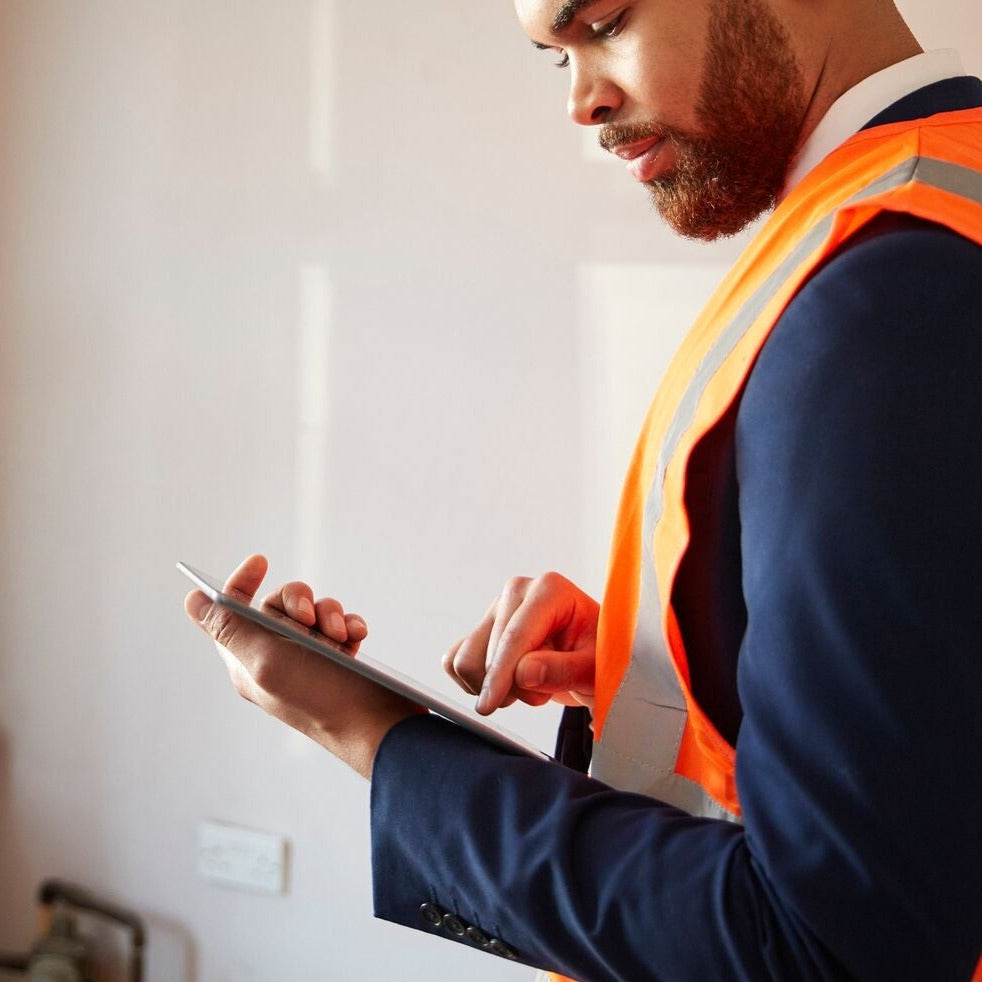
{"left": 0, "top": 2, "right": 978, "bottom": 980}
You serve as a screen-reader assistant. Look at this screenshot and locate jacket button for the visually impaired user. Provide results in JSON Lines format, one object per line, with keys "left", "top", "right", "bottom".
{"left": 465, "top": 926, "right": 490, "bottom": 948}
{"left": 442, "top": 913, "right": 466, "bottom": 937}
{"left": 418, "top": 903, "right": 442, "bottom": 927}
{"left": 487, "top": 938, "right": 517, "bottom": 960}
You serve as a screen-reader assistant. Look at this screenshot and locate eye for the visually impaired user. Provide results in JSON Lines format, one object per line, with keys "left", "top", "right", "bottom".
{"left": 532, "top": 40, "right": 570, "bottom": 69}
{"left": 589, "top": 11, "right": 626, "bottom": 40}
{"left": 533, "top": 40, "right": 570, "bottom": 69}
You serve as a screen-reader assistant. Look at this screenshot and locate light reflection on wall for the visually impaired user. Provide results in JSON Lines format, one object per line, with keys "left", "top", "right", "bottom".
{"left": 295, "top": 263, "right": 333, "bottom": 582}
{"left": 295, "top": 0, "right": 335, "bottom": 584}
{"left": 308, "top": 0, "right": 335, "bottom": 180}
{"left": 577, "top": 262, "right": 728, "bottom": 594}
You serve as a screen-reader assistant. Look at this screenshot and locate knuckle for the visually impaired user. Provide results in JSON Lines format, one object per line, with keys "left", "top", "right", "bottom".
{"left": 205, "top": 607, "right": 239, "bottom": 650}
{"left": 500, "top": 575, "right": 531, "bottom": 602}
{"left": 497, "top": 614, "right": 530, "bottom": 654}
{"left": 496, "top": 623, "right": 520, "bottom": 654}
{"left": 536, "top": 570, "right": 568, "bottom": 593}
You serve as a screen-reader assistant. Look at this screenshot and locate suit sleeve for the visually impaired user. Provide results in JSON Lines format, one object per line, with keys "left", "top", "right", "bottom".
{"left": 369, "top": 219, "right": 982, "bottom": 981}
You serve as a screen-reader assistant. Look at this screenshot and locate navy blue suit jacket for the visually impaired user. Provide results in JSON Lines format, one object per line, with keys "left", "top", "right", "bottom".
{"left": 370, "top": 78, "right": 982, "bottom": 980}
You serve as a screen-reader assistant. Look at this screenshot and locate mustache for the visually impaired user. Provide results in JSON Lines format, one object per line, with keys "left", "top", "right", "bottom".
{"left": 598, "top": 121, "right": 664, "bottom": 152}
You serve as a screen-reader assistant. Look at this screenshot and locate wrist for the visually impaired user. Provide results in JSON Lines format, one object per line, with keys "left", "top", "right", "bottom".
{"left": 310, "top": 703, "right": 427, "bottom": 780}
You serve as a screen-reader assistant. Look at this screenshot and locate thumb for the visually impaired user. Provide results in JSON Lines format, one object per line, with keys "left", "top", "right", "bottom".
{"left": 515, "top": 648, "right": 595, "bottom": 695}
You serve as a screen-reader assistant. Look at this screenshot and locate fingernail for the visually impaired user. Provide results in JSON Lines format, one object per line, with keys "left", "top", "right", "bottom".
{"left": 297, "top": 597, "right": 315, "bottom": 621}
{"left": 519, "top": 659, "right": 546, "bottom": 688}
{"left": 476, "top": 686, "right": 490, "bottom": 714}
{"left": 329, "top": 612, "right": 346, "bottom": 636}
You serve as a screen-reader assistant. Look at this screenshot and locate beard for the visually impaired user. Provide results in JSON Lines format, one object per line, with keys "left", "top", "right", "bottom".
{"left": 600, "top": 0, "right": 807, "bottom": 241}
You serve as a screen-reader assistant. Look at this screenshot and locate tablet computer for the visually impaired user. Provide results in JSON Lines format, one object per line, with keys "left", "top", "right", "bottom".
{"left": 178, "top": 562, "right": 551, "bottom": 761}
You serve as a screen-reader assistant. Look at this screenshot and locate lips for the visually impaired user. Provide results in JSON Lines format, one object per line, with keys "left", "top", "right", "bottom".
{"left": 608, "top": 135, "right": 665, "bottom": 183}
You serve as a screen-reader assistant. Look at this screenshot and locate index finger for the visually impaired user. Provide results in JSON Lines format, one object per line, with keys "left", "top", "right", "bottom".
{"left": 476, "top": 590, "right": 556, "bottom": 715}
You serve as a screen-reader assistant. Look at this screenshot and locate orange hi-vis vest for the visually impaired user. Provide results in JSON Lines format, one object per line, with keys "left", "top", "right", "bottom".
{"left": 548, "top": 107, "right": 982, "bottom": 982}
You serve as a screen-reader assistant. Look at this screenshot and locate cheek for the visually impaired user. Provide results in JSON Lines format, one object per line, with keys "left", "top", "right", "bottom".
{"left": 629, "top": 49, "right": 704, "bottom": 130}
{"left": 623, "top": 2, "right": 711, "bottom": 127}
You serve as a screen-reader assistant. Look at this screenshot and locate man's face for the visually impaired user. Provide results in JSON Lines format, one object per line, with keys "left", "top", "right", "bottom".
{"left": 516, "top": 0, "right": 807, "bottom": 240}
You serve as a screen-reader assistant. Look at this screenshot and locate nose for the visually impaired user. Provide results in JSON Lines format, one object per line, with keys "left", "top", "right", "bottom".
{"left": 566, "top": 60, "right": 621, "bottom": 126}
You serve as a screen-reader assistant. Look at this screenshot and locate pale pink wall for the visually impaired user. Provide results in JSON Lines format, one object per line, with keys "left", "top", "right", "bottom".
{"left": 0, "top": 2, "right": 978, "bottom": 979}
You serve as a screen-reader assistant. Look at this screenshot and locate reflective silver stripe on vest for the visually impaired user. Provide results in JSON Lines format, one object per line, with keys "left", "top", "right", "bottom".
{"left": 591, "top": 154, "right": 982, "bottom": 821}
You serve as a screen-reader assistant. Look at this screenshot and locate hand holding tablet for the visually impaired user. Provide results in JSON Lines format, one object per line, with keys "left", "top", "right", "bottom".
{"left": 179, "top": 559, "right": 550, "bottom": 763}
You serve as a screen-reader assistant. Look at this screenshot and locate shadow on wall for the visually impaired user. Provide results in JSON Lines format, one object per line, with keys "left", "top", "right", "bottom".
{"left": 0, "top": 723, "right": 31, "bottom": 960}
{"left": 77, "top": 906, "right": 199, "bottom": 982}
{"left": 0, "top": 724, "right": 31, "bottom": 924}
{"left": 141, "top": 912, "right": 198, "bottom": 982}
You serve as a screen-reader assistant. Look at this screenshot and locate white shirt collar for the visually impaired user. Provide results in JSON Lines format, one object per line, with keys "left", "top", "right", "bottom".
{"left": 782, "top": 49, "right": 966, "bottom": 197}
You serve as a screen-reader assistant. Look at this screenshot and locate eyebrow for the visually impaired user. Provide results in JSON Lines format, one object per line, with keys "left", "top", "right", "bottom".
{"left": 550, "top": 0, "right": 604, "bottom": 34}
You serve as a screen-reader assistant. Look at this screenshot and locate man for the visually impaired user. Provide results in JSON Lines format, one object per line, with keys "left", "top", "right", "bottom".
{"left": 185, "top": 0, "right": 982, "bottom": 977}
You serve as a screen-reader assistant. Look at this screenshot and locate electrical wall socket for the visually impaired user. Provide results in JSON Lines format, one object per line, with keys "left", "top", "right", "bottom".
{"left": 197, "top": 820, "right": 288, "bottom": 894}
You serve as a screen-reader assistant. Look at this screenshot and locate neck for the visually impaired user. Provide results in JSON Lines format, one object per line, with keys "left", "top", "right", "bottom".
{"left": 792, "top": 1, "right": 923, "bottom": 154}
